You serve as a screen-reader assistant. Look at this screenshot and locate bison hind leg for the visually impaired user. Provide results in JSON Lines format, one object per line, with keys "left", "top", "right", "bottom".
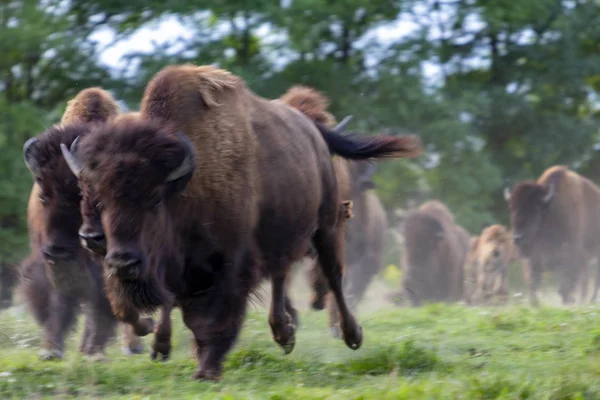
{"left": 312, "top": 226, "right": 363, "bottom": 351}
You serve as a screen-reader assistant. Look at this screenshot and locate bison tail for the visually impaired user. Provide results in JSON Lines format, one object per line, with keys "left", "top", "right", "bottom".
{"left": 317, "top": 124, "right": 422, "bottom": 160}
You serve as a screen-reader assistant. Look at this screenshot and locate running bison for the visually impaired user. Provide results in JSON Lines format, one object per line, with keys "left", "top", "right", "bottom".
{"left": 392, "top": 200, "right": 470, "bottom": 306}
{"left": 463, "top": 224, "right": 514, "bottom": 306}
{"left": 59, "top": 64, "right": 422, "bottom": 380}
{"left": 279, "top": 86, "right": 389, "bottom": 335}
{"left": 19, "top": 88, "right": 152, "bottom": 360}
{"left": 504, "top": 165, "right": 600, "bottom": 306}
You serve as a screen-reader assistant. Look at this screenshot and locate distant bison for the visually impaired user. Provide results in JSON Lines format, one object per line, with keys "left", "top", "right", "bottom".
{"left": 463, "top": 224, "right": 514, "bottom": 306}
{"left": 59, "top": 64, "right": 422, "bottom": 380}
{"left": 19, "top": 88, "right": 151, "bottom": 360}
{"left": 280, "top": 85, "right": 390, "bottom": 335}
{"left": 504, "top": 165, "right": 600, "bottom": 306}
{"left": 393, "top": 200, "right": 470, "bottom": 306}
{"left": 0, "top": 263, "right": 17, "bottom": 309}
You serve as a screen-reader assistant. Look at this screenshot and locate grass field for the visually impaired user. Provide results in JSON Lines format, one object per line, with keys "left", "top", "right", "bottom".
{"left": 1, "top": 270, "right": 600, "bottom": 400}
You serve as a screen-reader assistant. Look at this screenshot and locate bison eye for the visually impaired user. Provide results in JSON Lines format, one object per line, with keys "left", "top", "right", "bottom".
{"left": 38, "top": 195, "right": 47, "bottom": 205}
{"left": 96, "top": 201, "right": 104, "bottom": 211}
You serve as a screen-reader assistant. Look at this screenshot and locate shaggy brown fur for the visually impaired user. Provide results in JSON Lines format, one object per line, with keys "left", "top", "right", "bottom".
{"left": 61, "top": 64, "right": 422, "bottom": 381}
{"left": 280, "top": 86, "right": 392, "bottom": 334}
{"left": 396, "top": 200, "right": 470, "bottom": 306}
{"left": 505, "top": 165, "right": 600, "bottom": 306}
{"left": 463, "top": 225, "right": 512, "bottom": 306}
{"left": 19, "top": 88, "right": 151, "bottom": 360}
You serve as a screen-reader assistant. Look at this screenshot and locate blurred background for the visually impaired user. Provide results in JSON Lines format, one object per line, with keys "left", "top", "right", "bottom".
{"left": 0, "top": 0, "right": 599, "bottom": 278}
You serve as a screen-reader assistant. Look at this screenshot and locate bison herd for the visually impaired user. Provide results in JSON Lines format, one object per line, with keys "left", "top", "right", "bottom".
{"left": 0, "top": 63, "right": 596, "bottom": 381}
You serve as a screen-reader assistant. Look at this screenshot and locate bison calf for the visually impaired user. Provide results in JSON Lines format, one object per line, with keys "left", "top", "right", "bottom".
{"left": 463, "top": 225, "right": 513, "bottom": 306}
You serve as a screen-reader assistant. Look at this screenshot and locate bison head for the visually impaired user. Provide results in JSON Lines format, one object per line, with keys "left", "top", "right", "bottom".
{"left": 60, "top": 119, "right": 195, "bottom": 286}
{"left": 23, "top": 124, "right": 93, "bottom": 295}
{"left": 504, "top": 180, "right": 556, "bottom": 252}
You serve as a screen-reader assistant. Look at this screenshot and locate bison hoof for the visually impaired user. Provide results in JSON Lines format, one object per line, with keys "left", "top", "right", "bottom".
{"left": 271, "top": 312, "right": 297, "bottom": 355}
{"left": 39, "top": 348, "right": 63, "bottom": 361}
{"left": 121, "top": 344, "right": 144, "bottom": 356}
{"left": 192, "top": 368, "right": 222, "bottom": 382}
{"left": 150, "top": 342, "right": 171, "bottom": 362}
{"left": 280, "top": 335, "right": 296, "bottom": 355}
{"left": 150, "top": 350, "right": 170, "bottom": 362}
{"left": 342, "top": 321, "right": 363, "bottom": 351}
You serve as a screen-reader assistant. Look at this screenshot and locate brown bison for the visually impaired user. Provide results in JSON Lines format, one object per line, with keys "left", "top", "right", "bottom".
{"left": 19, "top": 88, "right": 152, "bottom": 360}
{"left": 504, "top": 165, "right": 600, "bottom": 306}
{"left": 463, "top": 224, "right": 513, "bottom": 306}
{"left": 393, "top": 200, "right": 470, "bottom": 306}
{"left": 279, "top": 86, "right": 389, "bottom": 335}
{"left": 59, "top": 64, "right": 422, "bottom": 380}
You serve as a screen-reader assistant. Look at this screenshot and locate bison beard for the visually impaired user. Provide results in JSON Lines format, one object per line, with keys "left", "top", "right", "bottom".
{"left": 61, "top": 64, "right": 422, "bottom": 381}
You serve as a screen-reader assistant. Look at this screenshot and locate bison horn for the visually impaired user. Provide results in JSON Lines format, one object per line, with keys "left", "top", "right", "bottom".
{"left": 60, "top": 137, "right": 84, "bottom": 179}
{"left": 334, "top": 115, "right": 353, "bottom": 132}
{"left": 542, "top": 182, "right": 555, "bottom": 203}
{"left": 23, "top": 137, "right": 40, "bottom": 176}
{"left": 165, "top": 132, "right": 196, "bottom": 183}
{"left": 503, "top": 188, "right": 511, "bottom": 201}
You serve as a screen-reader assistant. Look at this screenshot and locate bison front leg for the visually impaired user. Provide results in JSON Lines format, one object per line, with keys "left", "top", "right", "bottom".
{"left": 182, "top": 295, "right": 247, "bottom": 382}
{"left": 151, "top": 301, "right": 174, "bottom": 362}
{"left": 121, "top": 323, "right": 144, "bottom": 356}
{"left": 79, "top": 301, "right": 118, "bottom": 360}
{"left": 40, "top": 290, "right": 80, "bottom": 360}
{"left": 522, "top": 258, "right": 541, "bottom": 307}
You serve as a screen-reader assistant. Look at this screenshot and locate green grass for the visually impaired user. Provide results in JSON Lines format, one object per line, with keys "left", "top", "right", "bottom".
{"left": 1, "top": 280, "right": 600, "bottom": 399}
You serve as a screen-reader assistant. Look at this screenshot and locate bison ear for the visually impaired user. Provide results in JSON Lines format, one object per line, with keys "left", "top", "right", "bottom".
{"left": 23, "top": 137, "right": 41, "bottom": 177}
{"left": 503, "top": 188, "right": 511, "bottom": 202}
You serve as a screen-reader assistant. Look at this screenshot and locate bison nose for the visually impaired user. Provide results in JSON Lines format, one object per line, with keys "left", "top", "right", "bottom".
{"left": 492, "top": 249, "right": 500, "bottom": 258}
{"left": 79, "top": 230, "right": 107, "bottom": 256}
{"left": 42, "top": 244, "right": 75, "bottom": 263}
{"left": 105, "top": 250, "right": 143, "bottom": 281}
